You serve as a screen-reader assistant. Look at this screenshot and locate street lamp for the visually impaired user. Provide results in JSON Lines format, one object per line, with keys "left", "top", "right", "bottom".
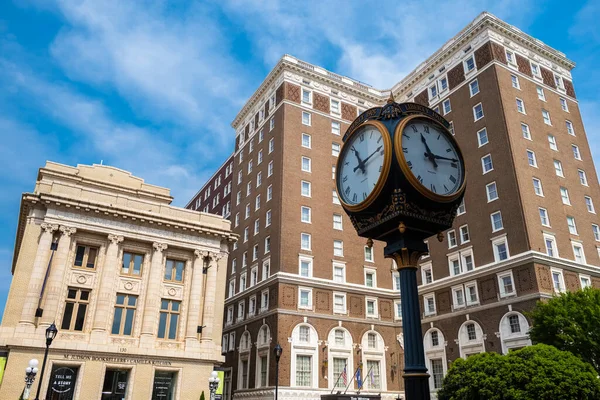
{"left": 23, "top": 359, "right": 39, "bottom": 399}
{"left": 208, "top": 370, "right": 220, "bottom": 400}
{"left": 274, "top": 343, "right": 282, "bottom": 400}
{"left": 34, "top": 322, "right": 58, "bottom": 400}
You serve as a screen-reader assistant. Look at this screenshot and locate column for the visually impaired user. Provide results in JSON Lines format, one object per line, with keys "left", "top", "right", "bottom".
{"left": 185, "top": 250, "right": 206, "bottom": 347}
{"left": 140, "top": 242, "right": 167, "bottom": 346}
{"left": 91, "top": 234, "right": 124, "bottom": 338}
{"left": 200, "top": 251, "right": 221, "bottom": 343}
{"left": 19, "top": 223, "right": 58, "bottom": 326}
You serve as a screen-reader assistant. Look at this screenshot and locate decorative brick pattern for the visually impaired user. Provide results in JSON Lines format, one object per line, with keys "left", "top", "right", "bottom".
{"left": 315, "top": 290, "right": 330, "bottom": 312}
{"left": 275, "top": 82, "right": 285, "bottom": 105}
{"left": 491, "top": 42, "right": 507, "bottom": 64}
{"left": 516, "top": 265, "right": 535, "bottom": 294}
{"left": 341, "top": 102, "right": 357, "bottom": 121}
{"left": 350, "top": 295, "right": 364, "bottom": 318}
{"left": 380, "top": 299, "right": 392, "bottom": 320}
{"left": 447, "top": 64, "right": 465, "bottom": 90}
{"left": 564, "top": 271, "right": 579, "bottom": 292}
{"left": 437, "top": 289, "right": 451, "bottom": 313}
{"left": 480, "top": 277, "right": 497, "bottom": 302}
{"left": 564, "top": 79, "right": 576, "bottom": 98}
{"left": 313, "top": 92, "right": 330, "bottom": 113}
{"left": 474, "top": 42, "right": 493, "bottom": 69}
{"left": 414, "top": 89, "right": 429, "bottom": 106}
{"left": 536, "top": 264, "right": 553, "bottom": 293}
{"left": 281, "top": 285, "right": 296, "bottom": 308}
{"left": 286, "top": 82, "right": 301, "bottom": 104}
{"left": 516, "top": 54, "right": 532, "bottom": 77}
{"left": 540, "top": 66, "right": 556, "bottom": 89}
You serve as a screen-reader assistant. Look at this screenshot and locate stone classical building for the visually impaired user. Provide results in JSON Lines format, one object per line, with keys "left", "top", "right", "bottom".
{"left": 0, "top": 162, "right": 235, "bottom": 400}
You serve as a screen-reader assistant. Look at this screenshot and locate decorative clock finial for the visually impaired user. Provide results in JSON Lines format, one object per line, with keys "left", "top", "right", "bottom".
{"left": 366, "top": 238, "right": 374, "bottom": 248}
{"left": 387, "top": 91, "right": 395, "bottom": 104}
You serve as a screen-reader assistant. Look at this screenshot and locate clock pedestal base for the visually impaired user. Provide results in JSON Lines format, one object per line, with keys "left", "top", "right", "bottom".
{"left": 385, "top": 239, "right": 431, "bottom": 400}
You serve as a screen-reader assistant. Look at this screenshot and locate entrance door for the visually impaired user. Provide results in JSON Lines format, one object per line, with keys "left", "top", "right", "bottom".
{"left": 102, "top": 369, "right": 129, "bottom": 400}
{"left": 46, "top": 366, "right": 79, "bottom": 400}
{"left": 152, "top": 371, "right": 176, "bottom": 400}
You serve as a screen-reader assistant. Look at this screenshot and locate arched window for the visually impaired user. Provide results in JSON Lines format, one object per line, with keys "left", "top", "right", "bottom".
{"left": 457, "top": 320, "right": 485, "bottom": 358}
{"left": 238, "top": 331, "right": 252, "bottom": 389}
{"left": 255, "top": 324, "right": 271, "bottom": 388}
{"left": 424, "top": 328, "right": 447, "bottom": 391}
{"left": 360, "top": 330, "right": 387, "bottom": 392}
{"left": 327, "top": 327, "right": 354, "bottom": 390}
{"left": 499, "top": 311, "right": 531, "bottom": 353}
{"left": 290, "top": 323, "right": 319, "bottom": 388}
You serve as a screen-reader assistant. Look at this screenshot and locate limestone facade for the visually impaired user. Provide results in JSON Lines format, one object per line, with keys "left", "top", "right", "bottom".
{"left": 0, "top": 162, "right": 235, "bottom": 400}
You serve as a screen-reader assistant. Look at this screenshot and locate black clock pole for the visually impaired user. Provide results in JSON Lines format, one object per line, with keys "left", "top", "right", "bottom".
{"left": 384, "top": 235, "right": 431, "bottom": 400}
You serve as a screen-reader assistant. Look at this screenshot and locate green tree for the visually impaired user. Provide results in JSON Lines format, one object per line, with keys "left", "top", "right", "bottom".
{"left": 437, "top": 344, "right": 600, "bottom": 400}
{"left": 528, "top": 286, "right": 600, "bottom": 372}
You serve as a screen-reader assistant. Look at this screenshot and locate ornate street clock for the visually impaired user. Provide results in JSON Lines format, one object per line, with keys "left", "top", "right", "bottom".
{"left": 335, "top": 97, "right": 466, "bottom": 400}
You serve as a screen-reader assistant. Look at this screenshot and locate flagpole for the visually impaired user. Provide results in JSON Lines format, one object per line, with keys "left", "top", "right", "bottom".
{"left": 343, "top": 365, "right": 359, "bottom": 394}
{"left": 330, "top": 362, "right": 347, "bottom": 394}
{"left": 357, "top": 365, "right": 374, "bottom": 393}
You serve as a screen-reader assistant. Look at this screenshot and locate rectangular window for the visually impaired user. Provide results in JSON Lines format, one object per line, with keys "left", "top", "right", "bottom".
{"left": 74, "top": 245, "right": 98, "bottom": 269}
{"left": 439, "top": 77, "right": 448, "bottom": 91}
{"left": 332, "top": 121, "right": 341, "bottom": 135}
{"left": 521, "top": 123, "right": 531, "bottom": 140}
{"left": 301, "top": 206, "right": 311, "bottom": 223}
{"left": 453, "top": 286, "right": 465, "bottom": 308}
{"left": 532, "top": 178, "right": 543, "bottom": 196}
{"left": 301, "top": 180, "right": 311, "bottom": 197}
{"left": 554, "top": 160, "right": 564, "bottom": 177}
{"left": 257, "top": 172, "right": 262, "bottom": 187}
{"left": 539, "top": 208, "right": 550, "bottom": 226}
{"left": 248, "top": 160, "right": 253, "bottom": 174}
{"left": 260, "top": 356, "right": 268, "bottom": 387}
{"left": 332, "top": 142, "right": 341, "bottom": 157}
{"left": 481, "top": 154, "right": 493, "bottom": 173}
{"left": 111, "top": 294, "right": 137, "bottom": 336}
{"left": 572, "top": 145, "right": 581, "bottom": 160}
{"left": 255, "top": 195, "right": 261, "bottom": 211}
{"left": 536, "top": 86, "right": 546, "bottom": 101}
{"left": 498, "top": 272, "right": 515, "bottom": 297}
{"left": 333, "top": 214, "right": 343, "bottom": 230}
{"left": 447, "top": 230, "right": 457, "bottom": 248}
{"left": 429, "top": 84, "right": 438, "bottom": 99}
{"left": 431, "top": 359, "right": 444, "bottom": 389}
{"left": 593, "top": 224, "right": 600, "bottom": 241}
{"left": 567, "top": 216, "right": 578, "bottom": 235}
{"left": 267, "top": 185, "right": 273, "bottom": 201}
{"left": 366, "top": 298, "right": 378, "bottom": 317}
{"left": 300, "top": 258, "right": 312, "bottom": 278}
{"left": 265, "top": 237, "right": 271, "bottom": 254}
{"left": 333, "top": 264, "right": 345, "bottom": 283}
{"left": 580, "top": 275, "right": 592, "bottom": 289}
{"left": 531, "top": 62, "right": 541, "bottom": 78}
{"left": 296, "top": 355, "right": 312, "bottom": 387}
{"left": 301, "top": 233, "right": 312, "bottom": 251}
{"left": 299, "top": 288, "right": 312, "bottom": 309}
{"left": 301, "top": 157, "right": 311, "bottom": 172}
{"left": 457, "top": 198, "right": 466, "bottom": 215}
{"left": 269, "top": 138, "right": 275, "bottom": 153}
{"left": 473, "top": 103, "right": 484, "bottom": 121}
{"left": 333, "top": 293, "right": 346, "bottom": 313}
{"left": 542, "top": 110, "right": 551, "bottom": 125}
{"left": 545, "top": 234, "right": 557, "bottom": 257}
{"left": 586, "top": 197, "right": 595, "bottom": 213}
{"left": 121, "top": 252, "right": 143, "bottom": 277}
{"left": 460, "top": 225, "right": 470, "bottom": 244}
{"left": 464, "top": 55, "right": 476, "bottom": 73}
{"left": 261, "top": 289, "right": 269, "bottom": 310}
{"left": 266, "top": 210, "right": 272, "bottom": 226}
{"left": 506, "top": 50, "right": 516, "bottom": 65}
{"left": 331, "top": 99, "right": 340, "bottom": 115}
{"left": 164, "top": 259, "right": 184, "bottom": 283}
{"left": 333, "top": 240, "right": 344, "bottom": 257}
{"left": 466, "top": 282, "right": 479, "bottom": 305}
{"left": 302, "top": 111, "right": 311, "bottom": 126}
{"left": 157, "top": 299, "right": 180, "bottom": 340}
{"left": 573, "top": 243, "right": 586, "bottom": 264}
{"left": 61, "top": 288, "right": 90, "bottom": 331}
{"left": 491, "top": 211, "right": 503, "bottom": 232}
{"left": 302, "top": 133, "right": 311, "bottom": 148}
{"left": 443, "top": 99, "right": 451, "bottom": 115}
{"left": 566, "top": 120, "right": 575, "bottom": 135}
{"left": 333, "top": 190, "right": 340, "bottom": 205}
{"left": 422, "top": 265, "right": 433, "bottom": 284}
{"left": 366, "top": 360, "right": 381, "bottom": 390}
{"left": 364, "top": 246, "right": 374, "bottom": 262}
{"left": 270, "top": 118, "right": 275, "bottom": 131}
{"left": 552, "top": 270, "right": 565, "bottom": 293}
{"left": 527, "top": 150, "right": 537, "bottom": 167}
{"left": 579, "top": 169, "right": 588, "bottom": 186}
{"left": 548, "top": 134, "right": 557, "bottom": 151}
{"left": 477, "top": 127, "right": 488, "bottom": 146}
{"left": 516, "top": 98, "right": 526, "bottom": 114}
{"left": 365, "top": 270, "right": 376, "bottom": 288}
{"left": 469, "top": 79, "right": 479, "bottom": 96}
{"left": 511, "top": 74, "right": 520, "bottom": 89}
{"left": 302, "top": 88, "right": 312, "bottom": 104}
{"left": 560, "top": 98, "right": 569, "bottom": 112}
{"left": 424, "top": 294, "right": 436, "bottom": 315}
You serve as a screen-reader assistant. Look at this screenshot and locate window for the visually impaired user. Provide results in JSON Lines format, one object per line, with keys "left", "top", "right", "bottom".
{"left": 248, "top": 160, "right": 253, "bottom": 174}
{"left": 498, "top": 271, "right": 515, "bottom": 297}
{"left": 301, "top": 206, "right": 311, "bottom": 223}
{"left": 473, "top": 103, "right": 484, "bottom": 121}
{"left": 580, "top": 275, "right": 591, "bottom": 289}
{"left": 111, "top": 294, "right": 137, "bottom": 336}
{"left": 331, "top": 99, "right": 340, "bottom": 115}
{"left": 333, "top": 214, "right": 343, "bottom": 230}
{"left": 248, "top": 296, "right": 256, "bottom": 317}
{"left": 506, "top": 49, "right": 516, "bottom": 65}
{"left": 466, "top": 282, "right": 479, "bottom": 305}
{"left": 449, "top": 121, "right": 454, "bottom": 135}
{"left": 240, "top": 274, "right": 247, "bottom": 291}
{"left": 457, "top": 198, "right": 466, "bottom": 215}
{"left": 477, "top": 128, "right": 488, "bottom": 146}
{"left": 267, "top": 185, "right": 273, "bottom": 201}
{"left": 539, "top": 208, "right": 550, "bottom": 227}
{"left": 469, "top": 79, "right": 479, "bottom": 96}
{"left": 332, "top": 142, "right": 341, "bottom": 157}
{"left": 572, "top": 144, "right": 581, "bottom": 160}
{"left": 257, "top": 172, "right": 263, "bottom": 187}
{"left": 296, "top": 355, "right": 312, "bottom": 387}
{"left": 366, "top": 298, "right": 378, "bottom": 317}
{"left": 255, "top": 195, "right": 261, "bottom": 211}
{"left": 333, "top": 190, "right": 340, "bottom": 205}
{"left": 447, "top": 230, "right": 457, "bottom": 248}
{"left": 548, "top": 134, "right": 557, "bottom": 151}
{"left": 526, "top": 150, "right": 537, "bottom": 167}
{"left": 270, "top": 118, "right": 275, "bottom": 131}
{"left": 464, "top": 55, "right": 476, "bottom": 73}
{"left": 157, "top": 299, "right": 180, "bottom": 340}
{"left": 299, "top": 288, "right": 312, "bottom": 309}
{"left": 429, "top": 84, "right": 438, "bottom": 99}
{"left": 228, "top": 280, "right": 235, "bottom": 298}
{"left": 393, "top": 271, "right": 401, "bottom": 291}
{"left": 566, "top": 120, "right": 575, "bottom": 135}
{"left": 460, "top": 225, "right": 470, "bottom": 244}
{"left": 430, "top": 359, "right": 444, "bottom": 389}
{"left": 519, "top": 123, "right": 531, "bottom": 140}
{"left": 302, "top": 88, "right": 312, "bottom": 104}
{"left": 243, "top": 228, "right": 249, "bottom": 242}
{"left": 555, "top": 75, "right": 565, "bottom": 90}
{"left": 74, "top": 245, "right": 98, "bottom": 269}
{"left": 466, "top": 323, "right": 477, "bottom": 341}
{"left": 261, "top": 289, "right": 269, "bottom": 311}
{"left": 121, "top": 252, "right": 143, "bottom": 276}
{"left": 452, "top": 285, "right": 465, "bottom": 308}
{"left": 364, "top": 246, "right": 374, "bottom": 262}
{"left": 554, "top": 160, "right": 564, "bottom": 177}
{"left": 511, "top": 74, "right": 520, "bottom": 89}
{"left": 258, "top": 130, "right": 264, "bottom": 143}
{"left": 301, "top": 157, "right": 311, "bottom": 172}
{"left": 334, "top": 330, "right": 345, "bottom": 347}
{"left": 333, "top": 240, "right": 344, "bottom": 257}
{"left": 579, "top": 169, "right": 588, "bottom": 186}
{"left": 253, "top": 243, "right": 259, "bottom": 260}
{"left": 332, "top": 165, "right": 336, "bottom": 180}
{"left": 481, "top": 154, "right": 493, "bottom": 173}
{"left": 551, "top": 270, "right": 565, "bottom": 293}
{"left": 493, "top": 237, "right": 509, "bottom": 262}
{"left": 443, "top": 99, "right": 451, "bottom": 115}
{"left": 439, "top": 76, "right": 448, "bottom": 92}
{"left": 333, "top": 263, "right": 345, "bottom": 283}
{"left": 332, "top": 121, "right": 341, "bottom": 135}
{"left": 236, "top": 191, "right": 242, "bottom": 206}
{"left": 247, "top": 182, "right": 252, "bottom": 196}
{"left": 585, "top": 196, "right": 595, "bottom": 213}
{"left": 301, "top": 180, "right": 311, "bottom": 197}
{"left": 532, "top": 178, "right": 543, "bottom": 196}
{"left": 530, "top": 62, "right": 541, "bottom": 78}
{"left": 422, "top": 265, "right": 433, "bottom": 284}
{"left": 366, "top": 360, "right": 381, "bottom": 390}
{"left": 164, "top": 259, "right": 184, "bottom": 283}
{"left": 301, "top": 233, "right": 312, "bottom": 250}
{"left": 491, "top": 211, "right": 503, "bottom": 232}
{"left": 269, "top": 138, "right": 275, "bottom": 153}
{"left": 573, "top": 242, "right": 586, "bottom": 264}
{"left": 567, "top": 216, "right": 578, "bottom": 235}
{"left": 536, "top": 87, "right": 546, "bottom": 101}
{"left": 300, "top": 258, "right": 312, "bottom": 279}
{"left": 593, "top": 224, "right": 600, "bottom": 241}
{"left": 61, "top": 288, "right": 90, "bottom": 331}
{"left": 542, "top": 110, "right": 551, "bottom": 125}
{"left": 333, "top": 293, "right": 346, "bottom": 313}
{"left": 237, "top": 301, "right": 245, "bottom": 321}
{"left": 302, "top": 111, "right": 311, "bottom": 126}
{"left": 544, "top": 234, "right": 558, "bottom": 257}
{"left": 265, "top": 237, "right": 271, "bottom": 254}
{"left": 365, "top": 270, "right": 376, "bottom": 288}
{"left": 516, "top": 98, "right": 526, "bottom": 114}
{"left": 302, "top": 133, "right": 311, "bottom": 148}
{"left": 265, "top": 210, "right": 272, "bottom": 226}
{"left": 424, "top": 294, "right": 436, "bottom": 315}
{"left": 560, "top": 98, "right": 569, "bottom": 112}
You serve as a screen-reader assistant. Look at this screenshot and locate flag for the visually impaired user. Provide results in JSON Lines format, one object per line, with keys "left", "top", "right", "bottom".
{"left": 370, "top": 369, "right": 375, "bottom": 386}
{"left": 341, "top": 364, "right": 347, "bottom": 385}
{"left": 356, "top": 366, "right": 362, "bottom": 388}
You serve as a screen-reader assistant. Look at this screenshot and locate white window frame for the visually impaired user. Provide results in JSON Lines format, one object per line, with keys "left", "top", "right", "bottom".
{"left": 572, "top": 144, "right": 581, "bottom": 160}
{"left": 330, "top": 99, "right": 340, "bottom": 115}
{"left": 548, "top": 134, "right": 557, "bottom": 151}
{"left": 301, "top": 156, "right": 311, "bottom": 172}
{"left": 302, "top": 111, "right": 311, "bottom": 126}
{"left": 592, "top": 224, "right": 600, "bottom": 241}
{"left": 516, "top": 98, "right": 526, "bottom": 114}
{"left": 365, "top": 297, "right": 379, "bottom": 318}
{"left": 452, "top": 284, "right": 466, "bottom": 309}
{"left": 554, "top": 160, "right": 564, "bottom": 178}
{"left": 539, "top": 207, "right": 550, "bottom": 227}
{"left": 536, "top": 86, "right": 546, "bottom": 101}
{"left": 544, "top": 233, "right": 558, "bottom": 257}
{"left": 465, "top": 281, "right": 479, "bottom": 305}
{"left": 298, "top": 287, "right": 313, "bottom": 310}
{"left": 567, "top": 216, "right": 578, "bottom": 235}
{"left": 560, "top": 98, "right": 569, "bottom": 112}
{"left": 585, "top": 196, "right": 595, "bottom": 214}
{"left": 572, "top": 241, "right": 586, "bottom": 265}
{"left": 364, "top": 268, "right": 377, "bottom": 288}
{"left": 302, "top": 133, "right": 312, "bottom": 149}
{"left": 301, "top": 206, "right": 311, "bottom": 223}
{"left": 532, "top": 178, "right": 543, "bottom": 196}
{"left": 447, "top": 230, "right": 457, "bottom": 248}
{"left": 542, "top": 109, "right": 551, "bottom": 125}
{"left": 459, "top": 225, "right": 470, "bottom": 244}
{"left": 579, "top": 169, "right": 588, "bottom": 186}
{"left": 481, "top": 154, "right": 493, "bottom": 174}
{"left": 566, "top": 120, "right": 575, "bottom": 135}
{"left": 510, "top": 74, "right": 520, "bottom": 89}
{"left": 473, "top": 103, "right": 484, "bottom": 121}
{"left": 301, "top": 88, "right": 312, "bottom": 105}
{"left": 424, "top": 294, "right": 436, "bottom": 316}
{"left": 299, "top": 255, "right": 313, "bottom": 278}
{"left": 421, "top": 263, "right": 433, "bottom": 285}
{"left": 526, "top": 150, "right": 537, "bottom": 168}
{"left": 333, "top": 262, "right": 346, "bottom": 283}
{"left": 469, "top": 79, "right": 479, "bottom": 97}
{"left": 551, "top": 269, "right": 566, "bottom": 293}
{"left": 301, "top": 232, "right": 312, "bottom": 251}
{"left": 333, "top": 214, "right": 343, "bottom": 230}
{"left": 333, "top": 240, "right": 344, "bottom": 257}
{"left": 333, "top": 292, "right": 347, "bottom": 314}
{"left": 331, "top": 121, "right": 341, "bottom": 136}
{"left": 580, "top": 274, "right": 592, "bottom": 289}
{"left": 506, "top": 50, "right": 517, "bottom": 66}
{"left": 485, "top": 181, "right": 498, "bottom": 202}
{"left": 497, "top": 270, "right": 516, "bottom": 298}
{"left": 491, "top": 211, "right": 504, "bottom": 232}
{"left": 463, "top": 55, "right": 476, "bottom": 74}
{"left": 492, "top": 235, "right": 510, "bottom": 262}
{"left": 442, "top": 99, "right": 451, "bottom": 115}
{"left": 477, "top": 127, "right": 488, "bottom": 147}
{"left": 521, "top": 123, "right": 531, "bottom": 140}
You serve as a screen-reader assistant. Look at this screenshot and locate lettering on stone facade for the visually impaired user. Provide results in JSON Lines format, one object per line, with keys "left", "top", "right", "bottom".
{"left": 63, "top": 354, "right": 172, "bottom": 366}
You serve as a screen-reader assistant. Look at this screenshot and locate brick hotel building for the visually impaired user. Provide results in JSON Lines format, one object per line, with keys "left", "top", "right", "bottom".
{"left": 187, "top": 12, "right": 600, "bottom": 399}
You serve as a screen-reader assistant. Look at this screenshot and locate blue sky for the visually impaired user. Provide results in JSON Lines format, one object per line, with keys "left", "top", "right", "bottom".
{"left": 0, "top": 0, "right": 598, "bottom": 313}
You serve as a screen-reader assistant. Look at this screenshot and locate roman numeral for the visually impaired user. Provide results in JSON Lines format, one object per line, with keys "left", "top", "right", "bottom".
{"left": 449, "top": 175, "right": 457, "bottom": 184}
{"left": 363, "top": 192, "right": 368, "bottom": 200}
{"left": 424, "top": 125, "right": 429, "bottom": 133}
{"left": 402, "top": 147, "right": 408, "bottom": 153}
{"left": 403, "top": 133, "right": 410, "bottom": 140}
{"left": 446, "top": 148, "right": 452, "bottom": 153}
{"left": 412, "top": 125, "right": 418, "bottom": 133}
{"left": 377, "top": 136, "right": 382, "bottom": 143}
{"left": 351, "top": 146, "right": 356, "bottom": 152}
{"left": 344, "top": 162, "right": 349, "bottom": 166}
{"left": 343, "top": 175, "right": 348, "bottom": 182}
{"left": 379, "top": 165, "right": 382, "bottom": 172}
{"left": 370, "top": 131, "right": 373, "bottom": 139}
{"left": 444, "top": 184, "right": 449, "bottom": 191}
{"left": 437, "top": 134, "right": 440, "bottom": 140}
{"left": 380, "top": 149, "right": 384, "bottom": 155}
{"left": 345, "top": 187, "right": 351, "bottom": 195}
{"left": 353, "top": 193, "right": 357, "bottom": 202}
{"left": 431, "top": 184, "right": 436, "bottom": 193}
{"left": 451, "top": 163, "right": 458, "bottom": 168}
{"left": 417, "top": 175, "right": 423, "bottom": 184}
{"left": 360, "top": 133, "right": 365, "bottom": 142}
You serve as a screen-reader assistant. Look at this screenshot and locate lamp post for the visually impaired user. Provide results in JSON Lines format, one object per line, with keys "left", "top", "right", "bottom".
{"left": 34, "top": 322, "right": 58, "bottom": 400}
{"left": 273, "top": 343, "right": 282, "bottom": 400}
{"left": 23, "top": 359, "right": 39, "bottom": 399}
{"left": 208, "top": 370, "right": 220, "bottom": 400}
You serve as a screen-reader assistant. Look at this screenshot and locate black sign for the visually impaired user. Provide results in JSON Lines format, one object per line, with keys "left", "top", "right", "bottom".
{"left": 152, "top": 371, "right": 175, "bottom": 400}
{"left": 47, "top": 366, "right": 79, "bottom": 400}
{"left": 321, "top": 395, "right": 381, "bottom": 400}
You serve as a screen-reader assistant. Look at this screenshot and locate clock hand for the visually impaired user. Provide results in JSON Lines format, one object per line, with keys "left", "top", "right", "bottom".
{"left": 352, "top": 148, "right": 366, "bottom": 174}
{"left": 428, "top": 154, "right": 459, "bottom": 162}
{"left": 420, "top": 133, "right": 438, "bottom": 168}
{"left": 353, "top": 145, "right": 382, "bottom": 172}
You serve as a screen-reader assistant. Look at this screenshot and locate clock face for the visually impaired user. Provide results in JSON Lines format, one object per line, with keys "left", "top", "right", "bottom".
{"left": 398, "top": 117, "right": 464, "bottom": 197}
{"left": 337, "top": 122, "right": 390, "bottom": 208}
